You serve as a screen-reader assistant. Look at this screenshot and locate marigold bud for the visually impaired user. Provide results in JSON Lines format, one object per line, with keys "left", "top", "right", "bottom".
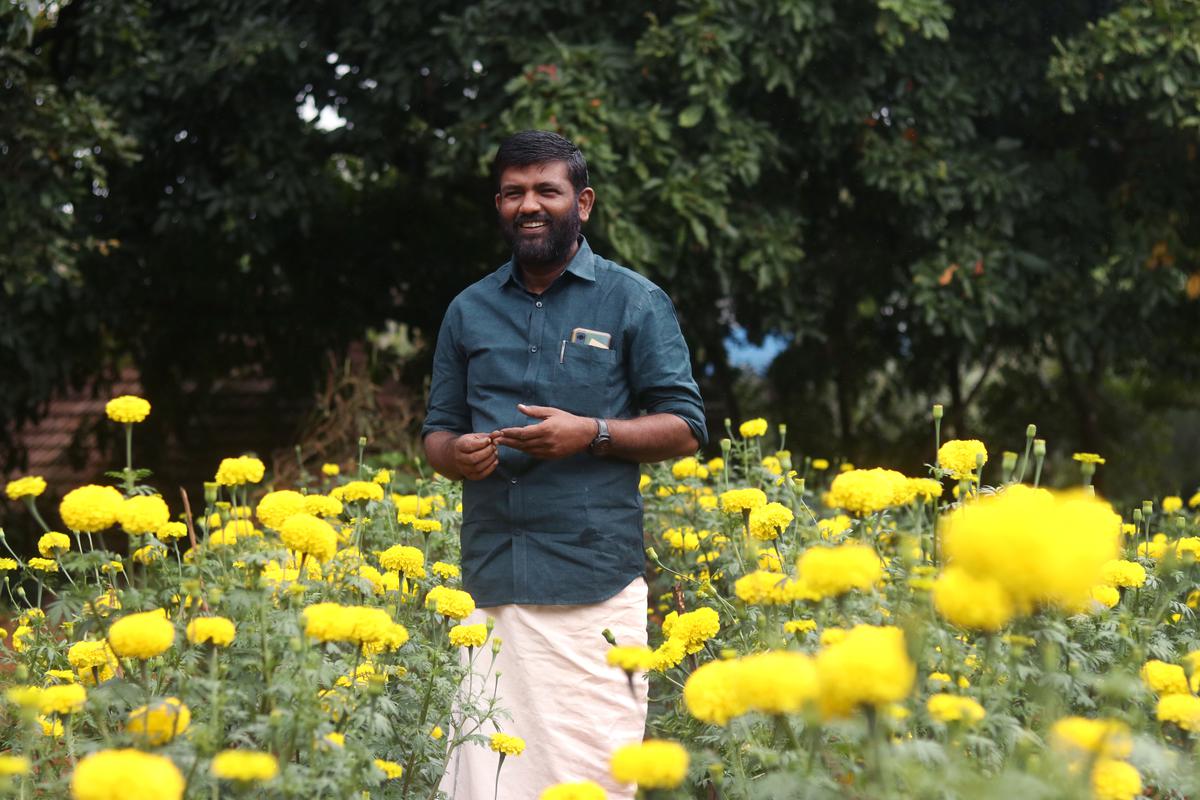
{"left": 932, "top": 404, "right": 944, "bottom": 420}
{"left": 1033, "top": 439, "right": 1046, "bottom": 457}
{"left": 1026, "top": 424, "right": 1037, "bottom": 438}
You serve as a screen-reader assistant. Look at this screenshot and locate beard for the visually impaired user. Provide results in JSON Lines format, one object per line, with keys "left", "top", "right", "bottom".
{"left": 500, "top": 204, "right": 581, "bottom": 270}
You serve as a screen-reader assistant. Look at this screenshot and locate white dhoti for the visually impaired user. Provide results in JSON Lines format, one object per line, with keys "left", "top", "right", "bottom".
{"left": 439, "top": 576, "right": 649, "bottom": 800}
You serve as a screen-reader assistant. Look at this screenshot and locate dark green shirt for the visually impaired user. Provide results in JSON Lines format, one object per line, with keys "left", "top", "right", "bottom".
{"left": 422, "top": 237, "right": 707, "bottom": 606}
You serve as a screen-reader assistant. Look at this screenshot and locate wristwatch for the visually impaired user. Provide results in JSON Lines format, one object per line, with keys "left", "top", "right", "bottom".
{"left": 588, "top": 418, "right": 612, "bottom": 456}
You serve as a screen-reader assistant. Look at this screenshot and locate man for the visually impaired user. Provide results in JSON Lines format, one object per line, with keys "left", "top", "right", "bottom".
{"left": 423, "top": 130, "right": 706, "bottom": 798}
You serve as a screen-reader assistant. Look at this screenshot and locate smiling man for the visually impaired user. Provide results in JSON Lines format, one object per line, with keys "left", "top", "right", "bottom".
{"left": 423, "top": 130, "right": 707, "bottom": 798}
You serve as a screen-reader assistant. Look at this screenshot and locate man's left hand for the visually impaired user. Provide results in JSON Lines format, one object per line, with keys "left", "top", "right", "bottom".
{"left": 492, "top": 404, "right": 596, "bottom": 459}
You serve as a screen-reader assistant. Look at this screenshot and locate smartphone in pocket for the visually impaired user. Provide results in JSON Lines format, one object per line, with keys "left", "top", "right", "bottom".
{"left": 570, "top": 327, "right": 612, "bottom": 349}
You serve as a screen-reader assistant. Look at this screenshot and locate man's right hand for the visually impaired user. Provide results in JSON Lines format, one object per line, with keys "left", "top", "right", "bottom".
{"left": 453, "top": 433, "right": 499, "bottom": 480}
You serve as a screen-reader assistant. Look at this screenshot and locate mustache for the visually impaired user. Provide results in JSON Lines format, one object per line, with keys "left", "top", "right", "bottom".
{"left": 513, "top": 213, "right": 553, "bottom": 225}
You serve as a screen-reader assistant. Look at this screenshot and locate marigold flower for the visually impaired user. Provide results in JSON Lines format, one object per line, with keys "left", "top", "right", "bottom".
{"left": 718, "top": 488, "right": 767, "bottom": 513}
{"left": 1088, "top": 585, "right": 1119, "bottom": 610}
{"left": 332, "top": 481, "right": 384, "bottom": 504}
{"left": 932, "top": 567, "right": 1014, "bottom": 632}
{"left": 784, "top": 619, "right": 817, "bottom": 635}
{"left": 606, "top": 645, "right": 654, "bottom": 673}
{"left": 0, "top": 755, "right": 29, "bottom": 776}
{"left": 540, "top": 781, "right": 606, "bottom": 800}
{"left": 255, "top": 490, "right": 308, "bottom": 531}
{"left": 107, "top": 610, "right": 175, "bottom": 660}
{"left": 1162, "top": 495, "right": 1183, "bottom": 513}
{"left": 302, "top": 494, "right": 343, "bottom": 518}
{"left": 926, "top": 693, "right": 985, "bottom": 724}
{"left": 683, "top": 658, "right": 747, "bottom": 725}
{"left": 156, "top": 521, "right": 187, "bottom": 540}
{"left": 280, "top": 514, "right": 338, "bottom": 563}
{"left": 186, "top": 617, "right": 236, "bottom": 647}
{"left": 760, "top": 456, "right": 782, "bottom": 476}
{"left": 937, "top": 439, "right": 988, "bottom": 480}
{"left": 1050, "top": 716, "right": 1133, "bottom": 758}
{"left": 27, "top": 557, "right": 58, "bottom": 573}
{"left": 735, "top": 651, "right": 819, "bottom": 716}
{"left": 448, "top": 623, "right": 487, "bottom": 649}
{"left": 747, "top": 502, "right": 793, "bottom": 541}
{"left": 1090, "top": 759, "right": 1141, "bottom": 800}
{"left": 662, "top": 607, "right": 720, "bottom": 654}
{"left": 302, "top": 603, "right": 409, "bottom": 648}
{"left": 432, "top": 561, "right": 460, "bottom": 580}
{"left": 671, "top": 456, "right": 707, "bottom": 480}
{"left": 1100, "top": 559, "right": 1146, "bottom": 589}
{"left": 38, "top": 683, "right": 86, "bottom": 715}
{"left": 105, "top": 395, "right": 151, "bottom": 424}
{"left": 127, "top": 697, "right": 190, "bottom": 745}
{"left": 1156, "top": 693, "right": 1200, "bottom": 731}
{"left": 815, "top": 625, "right": 915, "bottom": 718}
{"left": 734, "top": 571, "right": 804, "bottom": 605}
{"left": 610, "top": 740, "right": 688, "bottom": 789}
{"left": 60, "top": 484, "right": 124, "bottom": 533}
{"left": 0, "top": 558, "right": 17, "bottom": 571}
{"left": 905, "top": 478, "right": 943, "bottom": 504}
{"left": 211, "top": 750, "right": 279, "bottom": 782}
{"left": 374, "top": 759, "right": 403, "bottom": 779}
{"left": 826, "top": 468, "right": 908, "bottom": 515}
{"left": 118, "top": 495, "right": 170, "bottom": 535}
{"left": 489, "top": 732, "right": 526, "bottom": 756}
{"left": 71, "top": 749, "right": 184, "bottom": 799}
{"left": 425, "top": 586, "right": 476, "bottom": 621}
{"left": 67, "top": 640, "right": 118, "bottom": 684}
{"left": 1071, "top": 452, "right": 1106, "bottom": 465}
{"left": 650, "top": 638, "right": 688, "bottom": 672}
{"left": 378, "top": 544, "right": 426, "bottom": 577}
{"left": 797, "top": 544, "right": 883, "bottom": 599}
{"left": 5, "top": 476, "right": 46, "bottom": 500}
{"left": 738, "top": 418, "right": 768, "bottom": 438}
{"left": 1140, "top": 660, "right": 1191, "bottom": 695}
{"left": 214, "top": 456, "right": 265, "bottom": 486}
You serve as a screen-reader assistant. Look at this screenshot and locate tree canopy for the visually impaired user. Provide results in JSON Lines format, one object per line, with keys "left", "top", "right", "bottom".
{"left": 3, "top": 0, "right": 1199, "bottom": 498}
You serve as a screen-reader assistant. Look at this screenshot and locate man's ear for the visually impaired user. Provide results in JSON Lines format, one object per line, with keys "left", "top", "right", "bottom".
{"left": 494, "top": 192, "right": 502, "bottom": 212}
{"left": 577, "top": 187, "right": 596, "bottom": 223}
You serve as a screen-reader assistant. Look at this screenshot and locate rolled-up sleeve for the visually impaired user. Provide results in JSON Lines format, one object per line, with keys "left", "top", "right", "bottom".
{"left": 626, "top": 289, "right": 708, "bottom": 446}
{"left": 422, "top": 303, "right": 472, "bottom": 439}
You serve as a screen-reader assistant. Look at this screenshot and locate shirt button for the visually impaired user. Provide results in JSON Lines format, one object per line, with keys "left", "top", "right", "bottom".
{"left": 529, "top": 345, "right": 538, "bottom": 353}
{"left": 510, "top": 478, "right": 518, "bottom": 485}
{"left": 535, "top": 300, "right": 543, "bottom": 308}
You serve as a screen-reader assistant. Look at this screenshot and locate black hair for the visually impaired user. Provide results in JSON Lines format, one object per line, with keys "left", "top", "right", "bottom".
{"left": 492, "top": 130, "right": 589, "bottom": 194}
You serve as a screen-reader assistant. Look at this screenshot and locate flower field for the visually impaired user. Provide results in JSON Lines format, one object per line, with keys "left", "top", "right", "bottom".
{"left": 2, "top": 398, "right": 1200, "bottom": 799}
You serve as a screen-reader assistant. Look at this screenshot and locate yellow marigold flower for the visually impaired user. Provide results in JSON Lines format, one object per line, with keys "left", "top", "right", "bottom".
{"left": 0, "top": 755, "right": 29, "bottom": 776}
{"left": 425, "top": 586, "right": 476, "bottom": 621}
{"left": 941, "top": 485, "right": 1120, "bottom": 614}
{"left": 662, "top": 607, "right": 720, "bottom": 654}
{"left": 280, "top": 514, "right": 338, "bottom": 563}
{"left": 811, "top": 458, "right": 830, "bottom": 470}
{"left": 755, "top": 549, "right": 782, "bottom": 572}
{"left": 6, "top": 685, "right": 42, "bottom": 709}
{"left": 826, "top": 468, "right": 907, "bottom": 515}
{"left": 718, "top": 488, "right": 767, "bottom": 513}
{"left": 815, "top": 625, "right": 915, "bottom": 718}
{"left": 132, "top": 544, "right": 166, "bottom": 565}
{"left": 815, "top": 514, "right": 853, "bottom": 540}
{"left": 932, "top": 567, "right": 1014, "bottom": 632}
{"left": 432, "top": 561, "right": 460, "bottom": 580}
{"left": 302, "top": 603, "right": 409, "bottom": 648}
{"left": 321, "top": 463, "right": 340, "bottom": 476}
{"left": 214, "top": 455, "right": 265, "bottom": 486}
{"left": 118, "top": 495, "right": 170, "bottom": 535}
{"left": 797, "top": 544, "right": 882, "bottom": 599}
{"left": 5, "top": 475, "right": 46, "bottom": 500}
{"left": 1050, "top": 717, "right": 1133, "bottom": 758}
{"left": 411, "top": 518, "right": 442, "bottom": 533}
{"left": 1189, "top": 490, "right": 1200, "bottom": 509}
{"left": 540, "top": 781, "right": 606, "bottom": 800}
{"left": 255, "top": 490, "right": 307, "bottom": 531}
{"left": 606, "top": 645, "right": 654, "bottom": 673}
{"left": 157, "top": 521, "right": 187, "bottom": 540}
{"left": 1071, "top": 452, "right": 1106, "bottom": 465}
{"left": 650, "top": 638, "right": 688, "bottom": 672}
{"left": 186, "top": 617, "right": 236, "bottom": 647}
{"left": 67, "top": 640, "right": 118, "bottom": 685}
{"left": 72, "top": 749, "right": 184, "bottom": 799}
{"left": 60, "top": 484, "right": 124, "bottom": 533}
{"left": 747, "top": 502, "right": 793, "bottom": 541}
{"left": 0, "top": 557, "right": 17, "bottom": 571}
{"left": 84, "top": 590, "right": 121, "bottom": 619}
{"left": 760, "top": 456, "right": 782, "bottom": 476}
{"left": 11, "top": 625, "right": 34, "bottom": 652}
{"left": 392, "top": 493, "right": 445, "bottom": 517}
{"left": 211, "top": 750, "right": 279, "bottom": 783}
{"left": 38, "top": 714, "right": 63, "bottom": 737}
{"left": 734, "top": 571, "right": 795, "bottom": 605}
{"left": 610, "top": 740, "right": 688, "bottom": 789}
{"left": 664, "top": 527, "right": 700, "bottom": 551}
{"left": 1156, "top": 693, "right": 1200, "bottom": 731}
{"left": 105, "top": 395, "right": 151, "bottom": 424}
{"left": 431, "top": 725, "right": 444, "bottom": 740}
{"left": 738, "top": 418, "right": 768, "bottom": 438}
{"left": 1090, "top": 759, "right": 1141, "bottom": 800}
{"left": 1089, "top": 585, "right": 1119, "bottom": 610}
{"left": 372, "top": 468, "right": 392, "bottom": 485}
{"left": 27, "top": 557, "right": 58, "bottom": 572}
{"left": 332, "top": 481, "right": 384, "bottom": 504}
{"left": 489, "top": 732, "right": 526, "bottom": 756}
{"left": 1162, "top": 495, "right": 1183, "bottom": 513}
{"left": 736, "top": 651, "right": 819, "bottom": 716}
{"left": 378, "top": 544, "right": 426, "bottom": 577}
{"left": 1141, "top": 660, "right": 1190, "bottom": 695}
{"left": 784, "top": 619, "right": 817, "bottom": 635}
{"left": 127, "top": 697, "right": 190, "bottom": 745}
{"left": 926, "top": 693, "right": 985, "bottom": 724}
{"left": 301, "top": 494, "right": 342, "bottom": 519}
{"left": 38, "top": 683, "right": 86, "bottom": 715}
{"left": 448, "top": 623, "right": 488, "bottom": 649}
{"left": 906, "top": 478, "right": 943, "bottom": 504}
{"left": 683, "top": 658, "right": 747, "bottom": 725}
{"left": 107, "top": 610, "right": 175, "bottom": 660}
{"left": 1100, "top": 559, "right": 1146, "bottom": 589}
{"left": 46, "top": 669, "right": 77, "bottom": 684}
{"left": 374, "top": 759, "right": 403, "bottom": 780}
{"left": 706, "top": 457, "right": 725, "bottom": 473}
{"left": 937, "top": 439, "right": 988, "bottom": 480}
{"left": 671, "top": 456, "right": 707, "bottom": 480}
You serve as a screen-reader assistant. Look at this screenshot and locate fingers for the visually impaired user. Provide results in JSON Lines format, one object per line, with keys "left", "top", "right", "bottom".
{"left": 517, "top": 403, "right": 559, "bottom": 418}
{"left": 468, "top": 453, "right": 499, "bottom": 479}
{"left": 456, "top": 433, "right": 493, "bottom": 453}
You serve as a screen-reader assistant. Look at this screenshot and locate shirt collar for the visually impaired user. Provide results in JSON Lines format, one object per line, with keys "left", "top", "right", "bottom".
{"left": 497, "top": 236, "right": 596, "bottom": 290}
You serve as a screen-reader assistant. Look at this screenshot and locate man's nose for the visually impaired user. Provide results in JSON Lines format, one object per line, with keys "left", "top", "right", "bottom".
{"left": 517, "top": 192, "right": 542, "bottom": 216}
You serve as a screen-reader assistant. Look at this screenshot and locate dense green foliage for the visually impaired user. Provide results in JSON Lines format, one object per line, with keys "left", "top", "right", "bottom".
{"left": 3, "top": 0, "right": 1199, "bottom": 497}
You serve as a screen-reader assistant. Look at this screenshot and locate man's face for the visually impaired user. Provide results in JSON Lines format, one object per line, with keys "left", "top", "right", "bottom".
{"left": 495, "top": 161, "right": 594, "bottom": 269}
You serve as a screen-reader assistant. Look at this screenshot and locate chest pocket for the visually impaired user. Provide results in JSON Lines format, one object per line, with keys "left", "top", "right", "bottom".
{"left": 551, "top": 341, "right": 620, "bottom": 417}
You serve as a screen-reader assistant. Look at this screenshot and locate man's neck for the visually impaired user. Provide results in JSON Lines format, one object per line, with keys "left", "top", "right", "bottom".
{"left": 516, "top": 240, "right": 580, "bottom": 295}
